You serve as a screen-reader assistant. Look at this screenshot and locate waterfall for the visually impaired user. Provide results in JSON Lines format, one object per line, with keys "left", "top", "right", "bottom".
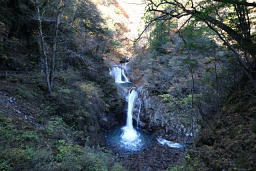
{"left": 121, "top": 90, "right": 139, "bottom": 142}
{"left": 107, "top": 63, "right": 181, "bottom": 152}
{"left": 109, "top": 66, "right": 129, "bottom": 83}
{"left": 108, "top": 63, "right": 144, "bottom": 150}
{"left": 121, "top": 69, "right": 129, "bottom": 82}
{"left": 126, "top": 90, "right": 137, "bottom": 129}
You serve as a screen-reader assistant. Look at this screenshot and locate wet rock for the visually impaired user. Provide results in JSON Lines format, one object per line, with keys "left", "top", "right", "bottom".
{"left": 101, "top": 116, "right": 108, "bottom": 122}
{"left": 8, "top": 97, "right": 15, "bottom": 103}
{"left": 120, "top": 58, "right": 129, "bottom": 64}
{"left": 15, "top": 109, "right": 22, "bottom": 114}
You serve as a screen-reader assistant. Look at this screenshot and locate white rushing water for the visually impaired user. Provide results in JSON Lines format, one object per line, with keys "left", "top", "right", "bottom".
{"left": 157, "top": 137, "right": 183, "bottom": 148}
{"left": 121, "top": 90, "right": 139, "bottom": 142}
{"left": 109, "top": 65, "right": 129, "bottom": 83}
{"left": 109, "top": 64, "right": 142, "bottom": 150}
{"left": 121, "top": 89, "right": 142, "bottom": 149}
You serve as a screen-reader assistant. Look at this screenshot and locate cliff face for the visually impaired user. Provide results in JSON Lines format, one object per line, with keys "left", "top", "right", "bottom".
{"left": 136, "top": 87, "right": 197, "bottom": 142}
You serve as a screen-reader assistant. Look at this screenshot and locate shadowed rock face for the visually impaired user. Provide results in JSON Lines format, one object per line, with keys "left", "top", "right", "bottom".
{"left": 133, "top": 87, "right": 197, "bottom": 144}
{"left": 123, "top": 66, "right": 196, "bottom": 143}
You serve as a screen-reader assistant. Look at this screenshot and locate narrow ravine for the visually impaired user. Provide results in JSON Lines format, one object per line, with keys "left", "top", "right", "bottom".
{"left": 1, "top": 0, "right": 255, "bottom": 170}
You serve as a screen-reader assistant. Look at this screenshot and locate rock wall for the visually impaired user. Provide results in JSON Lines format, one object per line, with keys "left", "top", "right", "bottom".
{"left": 133, "top": 86, "right": 197, "bottom": 143}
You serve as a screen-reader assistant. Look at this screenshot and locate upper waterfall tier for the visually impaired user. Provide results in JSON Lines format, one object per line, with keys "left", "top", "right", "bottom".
{"left": 110, "top": 65, "right": 129, "bottom": 83}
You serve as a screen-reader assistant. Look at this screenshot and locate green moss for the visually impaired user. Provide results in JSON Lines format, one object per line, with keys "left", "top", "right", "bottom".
{"left": 159, "top": 94, "right": 178, "bottom": 107}
{"left": 56, "top": 140, "right": 83, "bottom": 162}
{"left": 0, "top": 147, "right": 36, "bottom": 170}
{"left": 1, "top": 54, "right": 8, "bottom": 60}
{"left": 111, "top": 163, "right": 126, "bottom": 171}
{"left": 80, "top": 82, "right": 98, "bottom": 96}
{"left": 0, "top": 110, "right": 124, "bottom": 170}
{"left": 12, "top": 84, "right": 38, "bottom": 100}
{"left": 55, "top": 70, "right": 81, "bottom": 84}
{"left": 0, "top": 114, "right": 43, "bottom": 170}
{"left": 181, "top": 119, "right": 192, "bottom": 126}
{"left": 45, "top": 117, "right": 68, "bottom": 138}
{"left": 83, "top": 150, "right": 110, "bottom": 171}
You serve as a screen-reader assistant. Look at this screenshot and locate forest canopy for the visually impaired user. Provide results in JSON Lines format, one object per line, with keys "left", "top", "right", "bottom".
{"left": 143, "top": 0, "right": 256, "bottom": 86}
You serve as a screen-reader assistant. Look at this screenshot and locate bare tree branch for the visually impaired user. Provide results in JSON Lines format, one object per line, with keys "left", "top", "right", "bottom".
{"left": 176, "top": 15, "right": 192, "bottom": 33}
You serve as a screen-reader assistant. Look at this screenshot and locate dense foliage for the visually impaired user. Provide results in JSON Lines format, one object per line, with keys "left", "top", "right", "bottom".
{"left": 0, "top": 0, "right": 125, "bottom": 170}
{"left": 144, "top": 0, "right": 256, "bottom": 84}
{"left": 0, "top": 0, "right": 114, "bottom": 93}
{"left": 133, "top": 0, "right": 256, "bottom": 169}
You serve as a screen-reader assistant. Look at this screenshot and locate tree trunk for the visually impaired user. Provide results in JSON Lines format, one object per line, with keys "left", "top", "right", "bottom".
{"left": 35, "top": 0, "right": 64, "bottom": 95}
{"left": 191, "top": 73, "right": 194, "bottom": 108}
{"left": 36, "top": 0, "right": 52, "bottom": 94}
{"left": 50, "top": 0, "right": 64, "bottom": 87}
